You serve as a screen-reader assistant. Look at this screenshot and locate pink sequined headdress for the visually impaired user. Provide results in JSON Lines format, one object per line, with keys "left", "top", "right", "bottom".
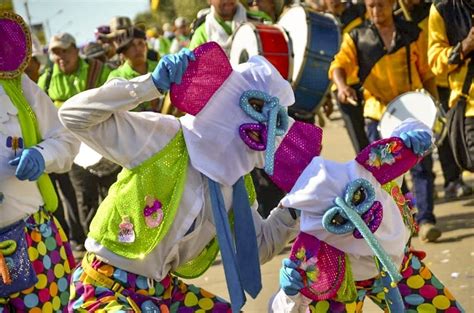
{"left": 171, "top": 42, "right": 311, "bottom": 186}
{"left": 0, "top": 12, "right": 32, "bottom": 79}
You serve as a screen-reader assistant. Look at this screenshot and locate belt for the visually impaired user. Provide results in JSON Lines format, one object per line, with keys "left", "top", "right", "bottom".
{"left": 81, "top": 253, "right": 142, "bottom": 312}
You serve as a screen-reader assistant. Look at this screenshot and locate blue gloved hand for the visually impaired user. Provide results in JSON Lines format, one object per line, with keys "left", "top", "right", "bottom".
{"left": 151, "top": 48, "right": 196, "bottom": 92}
{"left": 399, "top": 130, "right": 432, "bottom": 156}
{"left": 8, "top": 148, "right": 45, "bottom": 181}
{"left": 279, "top": 258, "right": 304, "bottom": 296}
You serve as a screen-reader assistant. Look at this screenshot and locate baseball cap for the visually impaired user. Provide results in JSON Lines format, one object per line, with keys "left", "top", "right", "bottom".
{"left": 49, "top": 32, "right": 76, "bottom": 51}
{"left": 174, "top": 17, "right": 187, "bottom": 28}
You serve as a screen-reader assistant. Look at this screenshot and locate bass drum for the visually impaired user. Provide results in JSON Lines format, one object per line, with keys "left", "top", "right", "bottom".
{"left": 378, "top": 90, "right": 447, "bottom": 145}
{"left": 278, "top": 6, "right": 341, "bottom": 113}
{"left": 230, "top": 22, "right": 293, "bottom": 81}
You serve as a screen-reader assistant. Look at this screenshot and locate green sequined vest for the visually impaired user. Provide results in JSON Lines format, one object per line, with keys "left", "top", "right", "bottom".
{"left": 88, "top": 129, "right": 257, "bottom": 279}
{"left": 88, "top": 130, "right": 189, "bottom": 259}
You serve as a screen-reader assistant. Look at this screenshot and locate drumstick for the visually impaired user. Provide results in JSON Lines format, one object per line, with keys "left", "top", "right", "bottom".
{"left": 346, "top": 97, "right": 358, "bottom": 106}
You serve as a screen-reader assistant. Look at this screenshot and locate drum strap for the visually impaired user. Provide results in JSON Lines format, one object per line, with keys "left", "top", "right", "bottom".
{"left": 405, "top": 42, "right": 412, "bottom": 89}
{"left": 461, "top": 59, "right": 474, "bottom": 99}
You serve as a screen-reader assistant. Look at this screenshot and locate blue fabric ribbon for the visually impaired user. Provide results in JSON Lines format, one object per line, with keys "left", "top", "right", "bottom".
{"left": 207, "top": 177, "right": 262, "bottom": 312}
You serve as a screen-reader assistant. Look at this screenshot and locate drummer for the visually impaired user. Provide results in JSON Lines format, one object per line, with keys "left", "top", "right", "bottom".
{"left": 189, "top": 0, "right": 272, "bottom": 54}
{"left": 329, "top": 0, "right": 441, "bottom": 242}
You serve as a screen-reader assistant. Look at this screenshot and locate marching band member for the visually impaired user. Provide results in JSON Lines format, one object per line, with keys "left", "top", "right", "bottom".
{"left": 329, "top": 0, "right": 441, "bottom": 242}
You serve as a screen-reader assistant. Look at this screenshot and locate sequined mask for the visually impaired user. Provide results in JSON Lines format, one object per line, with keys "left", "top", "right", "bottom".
{"left": 238, "top": 90, "right": 289, "bottom": 175}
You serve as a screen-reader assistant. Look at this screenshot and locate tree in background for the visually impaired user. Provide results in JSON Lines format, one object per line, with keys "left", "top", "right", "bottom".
{"left": 136, "top": 0, "right": 209, "bottom": 33}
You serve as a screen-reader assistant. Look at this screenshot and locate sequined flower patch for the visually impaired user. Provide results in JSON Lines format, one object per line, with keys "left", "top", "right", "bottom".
{"left": 367, "top": 141, "right": 403, "bottom": 168}
{"left": 294, "top": 246, "right": 319, "bottom": 285}
{"left": 143, "top": 195, "right": 163, "bottom": 229}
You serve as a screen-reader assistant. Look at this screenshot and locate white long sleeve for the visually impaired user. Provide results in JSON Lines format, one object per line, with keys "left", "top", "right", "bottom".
{"left": 22, "top": 75, "right": 79, "bottom": 173}
{"left": 59, "top": 74, "right": 179, "bottom": 169}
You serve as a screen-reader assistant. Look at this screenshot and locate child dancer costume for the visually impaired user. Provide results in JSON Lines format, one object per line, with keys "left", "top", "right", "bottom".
{"left": 271, "top": 119, "right": 464, "bottom": 312}
{"left": 0, "top": 12, "right": 79, "bottom": 312}
{"left": 59, "top": 42, "right": 322, "bottom": 312}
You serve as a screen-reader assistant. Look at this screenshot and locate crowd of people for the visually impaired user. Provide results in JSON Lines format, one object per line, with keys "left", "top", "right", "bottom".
{"left": 0, "top": 0, "right": 473, "bottom": 311}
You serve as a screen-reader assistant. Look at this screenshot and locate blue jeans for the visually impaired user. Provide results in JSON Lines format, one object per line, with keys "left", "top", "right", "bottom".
{"left": 365, "top": 119, "right": 436, "bottom": 224}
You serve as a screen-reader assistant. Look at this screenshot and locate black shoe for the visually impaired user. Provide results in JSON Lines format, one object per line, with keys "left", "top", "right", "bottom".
{"left": 444, "top": 180, "right": 473, "bottom": 200}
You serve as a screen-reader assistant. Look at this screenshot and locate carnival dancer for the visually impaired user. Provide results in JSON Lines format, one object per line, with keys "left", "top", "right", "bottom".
{"left": 0, "top": 12, "right": 79, "bottom": 312}
{"left": 271, "top": 119, "right": 464, "bottom": 312}
{"left": 59, "top": 42, "right": 321, "bottom": 312}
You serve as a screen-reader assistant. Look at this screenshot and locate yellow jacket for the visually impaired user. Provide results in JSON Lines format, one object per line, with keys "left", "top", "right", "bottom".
{"left": 428, "top": 3, "right": 474, "bottom": 117}
{"left": 330, "top": 19, "right": 434, "bottom": 120}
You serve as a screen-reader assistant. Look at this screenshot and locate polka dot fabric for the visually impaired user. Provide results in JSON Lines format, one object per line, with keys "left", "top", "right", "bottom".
{"left": 69, "top": 253, "right": 231, "bottom": 312}
{"left": 307, "top": 249, "right": 464, "bottom": 312}
{"left": 0, "top": 209, "right": 75, "bottom": 312}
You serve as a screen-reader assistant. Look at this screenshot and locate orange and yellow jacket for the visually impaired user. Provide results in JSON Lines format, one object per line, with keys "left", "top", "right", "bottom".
{"left": 428, "top": 1, "right": 474, "bottom": 117}
{"left": 329, "top": 18, "right": 434, "bottom": 121}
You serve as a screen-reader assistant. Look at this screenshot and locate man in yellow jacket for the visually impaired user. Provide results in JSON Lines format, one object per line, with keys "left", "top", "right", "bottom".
{"left": 428, "top": 0, "right": 474, "bottom": 172}
{"left": 330, "top": 0, "right": 440, "bottom": 242}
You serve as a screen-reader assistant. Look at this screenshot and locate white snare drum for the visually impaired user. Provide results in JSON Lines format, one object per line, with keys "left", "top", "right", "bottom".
{"left": 379, "top": 91, "right": 446, "bottom": 144}
{"left": 230, "top": 23, "right": 293, "bottom": 81}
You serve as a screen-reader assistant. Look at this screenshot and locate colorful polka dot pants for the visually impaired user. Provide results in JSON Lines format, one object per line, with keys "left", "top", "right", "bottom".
{"left": 68, "top": 253, "right": 231, "bottom": 312}
{"left": 308, "top": 249, "right": 464, "bottom": 313}
{"left": 0, "top": 209, "right": 76, "bottom": 313}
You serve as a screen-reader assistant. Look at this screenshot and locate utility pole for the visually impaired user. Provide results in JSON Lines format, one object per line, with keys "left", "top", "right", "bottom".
{"left": 23, "top": 0, "right": 32, "bottom": 25}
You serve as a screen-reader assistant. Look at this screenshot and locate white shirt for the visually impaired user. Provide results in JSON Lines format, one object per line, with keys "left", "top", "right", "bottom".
{"left": 0, "top": 75, "right": 79, "bottom": 228}
{"left": 59, "top": 74, "right": 299, "bottom": 280}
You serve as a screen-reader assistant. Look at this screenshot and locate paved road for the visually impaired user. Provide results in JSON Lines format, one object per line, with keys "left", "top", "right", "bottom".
{"left": 188, "top": 114, "right": 474, "bottom": 312}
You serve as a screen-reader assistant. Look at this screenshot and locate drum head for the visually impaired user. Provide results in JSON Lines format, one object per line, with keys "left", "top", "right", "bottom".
{"left": 278, "top": 6, "right": 308, "bottom": 83}
{"left": 379, "top": 92, "right": 438, "bottom": 139}
{"left": 74, "top": 143, "right": 104, "bottom": 169}
{"left": 230, "top": 23, "right": 260, "bottom": 67}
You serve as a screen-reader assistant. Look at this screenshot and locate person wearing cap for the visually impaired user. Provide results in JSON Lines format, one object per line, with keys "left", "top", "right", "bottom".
{"left": 58, "top": 42, "right": 321, "bottom": 312}
{"left": 24, "top": 32, "right": 46, "bottom": 82}
{"left": 169, "top": 17, "right": 191, "bottom": 54}
{"left": 37, "top": 32, "right": 113, "bottom": 255}
{"left": 83, "top": 42, "right": 107, "bottom": 63}
{"left": 0, "top": 12, "right": 79, "bottom": 311}
{"left": 107, "top": 26, "right": 160, "bottom": 111}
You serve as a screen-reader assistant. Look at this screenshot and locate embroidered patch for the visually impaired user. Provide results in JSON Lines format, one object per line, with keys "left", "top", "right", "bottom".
{"left": 6, "top": 136, "right": 23, "bottom": 156}
{"left": 294, "top": 246, "right": 319, "bottom": 285}
{"left": 367, "top": 141, "right": 403, "bottom": 168}
{"left": 118, "top": 216, "right": 135, "bottom": 243}
{"left": 143, "top": 195, "right": 163, "bottom": 229}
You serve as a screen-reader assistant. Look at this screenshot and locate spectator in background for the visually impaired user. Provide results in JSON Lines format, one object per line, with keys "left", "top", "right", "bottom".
{"left": 37, "top": 32, "right": 113, "bottom": 254}
{"left": 24, "top": 32, "right": 46, "bottom": 82}
{"left": 83, "top": 42, "right": 107, "bottom": 63}
{"left": 247, "top": 0, "right": 277, "bottom": 22}
{"left": 108, "top": 22, "right": 160, "bottom": 111}
{"left": 170, "top": 17, "right": 191, "bottom": 54}
{"left": 189, "top": 0, "right": 248, "bottom": 54}
{"left": 95, "top": 25, "right": 120, "bottom": 68}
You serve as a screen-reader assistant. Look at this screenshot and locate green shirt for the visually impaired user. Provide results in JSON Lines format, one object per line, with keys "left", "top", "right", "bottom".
{"left": 38, "top": 58, "right": 111, "bottom": 108}
{"left": 188, "top": 10, "right": 273, "bottom": 50}
{"left": 107, "top": 59, "right": 159, "bottom": 111}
